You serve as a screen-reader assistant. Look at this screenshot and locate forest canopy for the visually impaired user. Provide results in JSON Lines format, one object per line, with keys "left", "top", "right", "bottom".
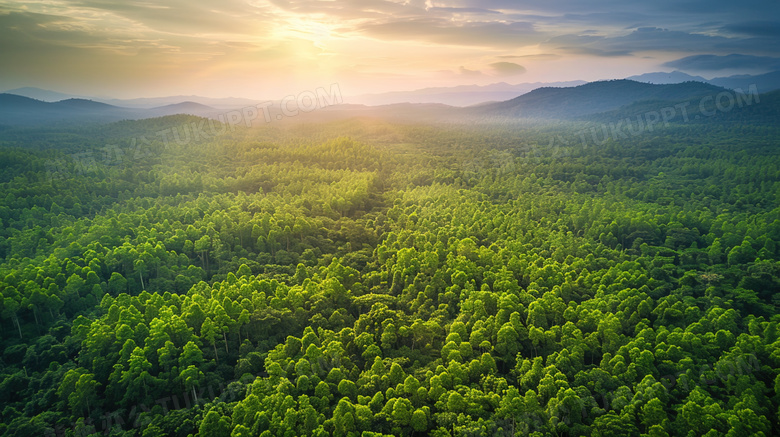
{"left": 0, "top": 114, "right": 778, "bottom": 437}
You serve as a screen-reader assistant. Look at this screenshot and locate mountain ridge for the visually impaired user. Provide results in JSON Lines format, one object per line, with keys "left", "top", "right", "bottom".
{"left": 2, "top": 79, "right": 777, "bottom": 127}
{"left": 627, "top": 70, "right": 780, "bottom": 93}
{"left": 349, "top": 80, "right": 589, "bottom": 106}
{"left": 0, "top": 94, "right": 138, "bottom": 125}
{"left": 469, "top": 79, "right": 727, "bottom": 119}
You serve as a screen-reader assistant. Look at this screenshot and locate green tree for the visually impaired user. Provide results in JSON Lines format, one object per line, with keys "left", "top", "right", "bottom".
{"left": 199, "top": 410, "right": 231, "bottom": 437}
{"left": 202, "top": 317, "right": 220, "bottom": 363}
{"left": 411, "top": 409, "right": 428, "bottom": 432}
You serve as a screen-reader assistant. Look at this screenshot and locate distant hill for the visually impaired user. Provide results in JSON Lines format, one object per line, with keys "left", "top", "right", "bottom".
{"left": 0, "top": 94, "right": 142, "bottom": 125}
{"left": 3, "top": 80, "right": 777, "bottom": 127}
{"left": 52, "top": 98, "right": 119, "bottom": 111}
{"left": 708, "top": 71, "right": 780, "bottom": 93}
{"left": 101, "top": 95, "right": 261, "bottom": 109}
{"left": 1, "top": 87, "right": 261, "bottom": 109}
{"left": 2, "top": 87, "right": 85, "bottom": 102}
{"left": 627, "top": 70, "right": 780, "bottom": 93}
{"left": 627, "top": 71, "right": 708, "bottom": 84}
{"left": 350, "top": 81, "right": 588, "bottom": 107}
{"left": 149, "top": 101, "right": 219, "bottom": 117}
{"left": 469, "top": 80, "right": 726, "bottom": 119}
{"left": 0, "top": 93, "right": 51, "bottom": 110}
{"left": 0, "top": 94, "right": 226, "bottom": 126}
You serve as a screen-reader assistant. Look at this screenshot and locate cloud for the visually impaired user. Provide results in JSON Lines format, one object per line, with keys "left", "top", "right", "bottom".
{"left": 543, "top": 26, "right": 779, "bottom": 58}
{"left": 70, "top": 0, "right": 278, "bottom": 36}
{"left": 449, "top": 0, "right": 779, "bottom": 19}
{"left": 721, "top": 21, "right": 780, "bottom": 38}
{"left": 663, "top": 54, "right": 780, "bottom": 71}
{"left": 4, "top": 0, "right": 779, "bottom": 61}
{"left": 458, "top": 66, "right": 483, "bottom": 77}
{"left": 428, "top": 7, "right": 502, "bottom": 15}
{"left": 498, "top": 53, "right": 561, "bottom": 61}
{"left": 453, "top": 62, "right": 526, "bottom": 78}
{"left": 267, "top": 0, "right": 432, "bottom": 20}
{"left": 489, "top": 62, "right": 526, "bottom": 76}
{"left": 358, "top": 18, "right": 541, "bottom": 48}
{"left": 2, "top": 0, "right": 780, "bottom": 95}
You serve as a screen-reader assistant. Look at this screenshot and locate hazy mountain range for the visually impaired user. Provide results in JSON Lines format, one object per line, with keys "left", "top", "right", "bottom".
{"left": 347, "top": 70, "right": 780, "bottom": 106}
{"left": 0, "top": 95, "right": 222, "bottom": 126}
{"left": 470, "top": 80, "right": 724, "bottom": 118}
{"left": 348, "top": 81, "right": 589, "bottom": 107}
{"left": 1, "top": 88, "right": 260, "bottom": 109}
{"left": 464, "top": 79, "right": 779, "bottom": 127}
{"left": 5, "top": 70, "right": 779, "bottom": 110}
{"left": 627, "top": 70, "right": 780, "bottom": 93}
{"left": 1, "top": 71, "right": 778, "bottom": 127}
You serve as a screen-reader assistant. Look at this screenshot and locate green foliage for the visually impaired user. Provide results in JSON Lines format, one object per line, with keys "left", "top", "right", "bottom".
{"left": 1, "top": 116, "right": 779, "bottom": 436}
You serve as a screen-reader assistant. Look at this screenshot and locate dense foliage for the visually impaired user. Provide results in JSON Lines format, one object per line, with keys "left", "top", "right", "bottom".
{"left": 0, "top": 114, "right": 778, "bottom": 436}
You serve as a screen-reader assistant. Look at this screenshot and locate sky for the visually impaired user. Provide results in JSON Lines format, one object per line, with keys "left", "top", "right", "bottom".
{"left": 1, "top": 0, "right": 779, "bottom": 99}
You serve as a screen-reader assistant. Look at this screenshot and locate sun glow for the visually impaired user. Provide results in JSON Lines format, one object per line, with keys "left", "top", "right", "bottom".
{"left": 278, "top": 16, "right": 336, "bottom": 52}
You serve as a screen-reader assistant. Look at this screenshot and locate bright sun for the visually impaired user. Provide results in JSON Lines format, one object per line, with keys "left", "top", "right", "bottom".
{"left": 285, "top": 17, "right": 334, "bottom": 51}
